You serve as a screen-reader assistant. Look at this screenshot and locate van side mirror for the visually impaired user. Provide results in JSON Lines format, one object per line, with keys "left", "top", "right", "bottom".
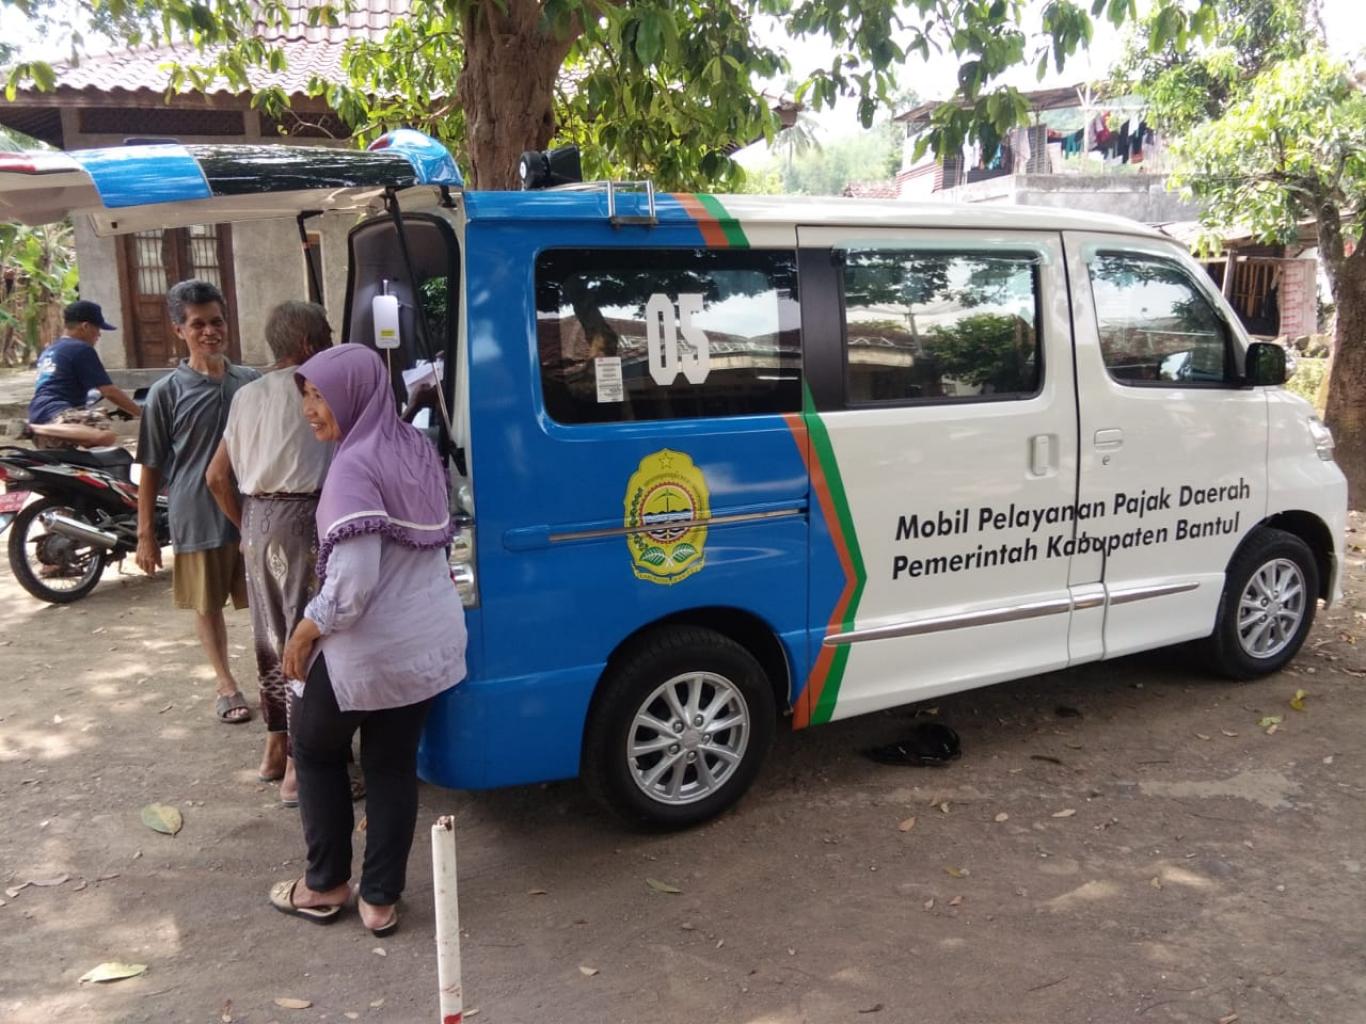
{"left": 1245, "top": 342, "right": 1287, "bottom": 387}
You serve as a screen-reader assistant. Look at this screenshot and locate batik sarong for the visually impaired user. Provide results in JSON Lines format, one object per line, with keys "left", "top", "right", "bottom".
{"left": 241, "top": 494, "right": 319, "bottom": 735}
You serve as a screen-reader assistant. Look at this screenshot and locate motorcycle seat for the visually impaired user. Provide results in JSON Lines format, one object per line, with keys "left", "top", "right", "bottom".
{"left": 36, "top": 446, "right": 134, "bottom": 477}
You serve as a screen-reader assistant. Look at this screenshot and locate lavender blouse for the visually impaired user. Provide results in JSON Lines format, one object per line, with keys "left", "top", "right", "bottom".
{"left": 304, "top": 533, "right": 467, "bottom": 711}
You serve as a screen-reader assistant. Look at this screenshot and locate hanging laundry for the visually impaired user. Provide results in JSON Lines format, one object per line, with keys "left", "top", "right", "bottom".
{"left": 1117, "top": 119, "right": 1131, "bottom": 163}
{"left": 1090, "top": 112, "right": 1112, "bottom": 155}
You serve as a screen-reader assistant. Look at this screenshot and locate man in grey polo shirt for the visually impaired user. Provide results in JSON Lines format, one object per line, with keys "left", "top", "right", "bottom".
{"left": 136, "top": 279, "right": 260, "bottom": 724}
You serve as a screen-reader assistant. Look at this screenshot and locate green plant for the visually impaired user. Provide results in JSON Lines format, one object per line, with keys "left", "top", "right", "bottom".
{"left": 0, "top": 221, "right": 78, "bottom": 366}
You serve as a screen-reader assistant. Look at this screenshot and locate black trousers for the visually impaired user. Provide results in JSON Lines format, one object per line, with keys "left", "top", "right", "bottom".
{"left": 291, "top": 655, "right": 434, "bottom": 906}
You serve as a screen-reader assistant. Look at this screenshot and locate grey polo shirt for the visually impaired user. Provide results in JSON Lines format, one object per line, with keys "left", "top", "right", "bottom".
{"left": 136, "top": 360, "right": 260, "bottom": 553}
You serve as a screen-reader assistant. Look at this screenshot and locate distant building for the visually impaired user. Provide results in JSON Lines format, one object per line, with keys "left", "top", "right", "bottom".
{"left": 892, "top": 83, "right": 1201, "bottom": 226}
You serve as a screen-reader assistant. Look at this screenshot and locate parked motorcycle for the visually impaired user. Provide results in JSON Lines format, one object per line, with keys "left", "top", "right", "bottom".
{"left": 0, "top": 443, "right": 169, "bottom": 604}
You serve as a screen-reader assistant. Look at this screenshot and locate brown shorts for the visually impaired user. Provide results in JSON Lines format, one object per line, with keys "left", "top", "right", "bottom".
{"left": 33, "top": 407, "right": 114, "bottom": 449}
{"left": 173, "top": 545, "right": 249, "bottom": 614}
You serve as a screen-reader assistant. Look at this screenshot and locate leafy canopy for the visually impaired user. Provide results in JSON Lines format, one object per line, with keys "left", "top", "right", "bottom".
{"left": 1171, "top": 49, "right": 1366, "bottom": 262}
{"left": 3, "top": 0, "right": 1219, "bottom": 189}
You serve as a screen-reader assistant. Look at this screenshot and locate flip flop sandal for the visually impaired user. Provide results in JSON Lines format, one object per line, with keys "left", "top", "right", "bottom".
{"left": 365, "top": 905, "right": 399, "bottom": 938}
{"left": 269, "top": 879, "right": 343, "bottom": 924}
{"left": 215, "top": 692, "right": 252, "bottom": 725}
{"left": 258, "top": 769, "right": 285, "bottom": 783}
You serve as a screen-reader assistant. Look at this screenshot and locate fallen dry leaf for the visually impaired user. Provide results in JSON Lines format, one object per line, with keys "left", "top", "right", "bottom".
{"left": 273, "top": 997, "right": 312, "bottom": 1009}
{"left": 897, "top": 816, "right": 917, "bottom": 833}
{"left": 369, "top": 999, "right": 385, "bottom": 1008}
{"left": 994, "top": 812, "right": 1009, "bottom": 823}
{"left": 1150, "top": 877, "right": 1163, "bottom": 890}
{"left": 1195, "top": 733, "right": 1212, "bottom": 741}
{"left": 944, "top": 866, "right": 970, "bottom": 878}
{"left": 948, "top": 895, "right": 963, "bottom": 906}
{"left": 372, "top": 947, "right": 387, "bottom": 957}
{"left": 1051, "top": 808, "right": 1077, "bottom": 818}
{"left": 579, "top": 966, "right": 599, "bottom": 977}
{"left": 923, "top": 897, "right": 935, "bottom": 910}
{"left": 645, "top": 878, "right": 681, "bottom": 894}
{"left": 79, "top": 962, "right": 147, "bottom": 984}
{"left": 527, "top": 888, "right": 548, "bottom": 896}
{"left": 1289, "top": 689, "right": 1309, "bottom": 712}
{"left": 857, "top": 1003, "right": 884, "bottom": 1014}
{"left": 344, "top": 1015, "right": 360, "bottom": 1021}
{"left": 140, "top": 804, "right": 182, "bottom": 836}
{"left": 1221, "top": 730, "right": 1239, "bottom": 737}
{"left": 1218, "top": 1014, "right": 1239, "bottom": 1024}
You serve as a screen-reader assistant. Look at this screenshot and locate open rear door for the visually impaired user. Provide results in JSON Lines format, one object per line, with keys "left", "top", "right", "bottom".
{"left": 0, "top": 130, "right": 462, "bottom": 234}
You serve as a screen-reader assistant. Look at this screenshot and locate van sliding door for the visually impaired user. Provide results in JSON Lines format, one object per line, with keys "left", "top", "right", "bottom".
{"left": 794, "top": 227, "right": 1083, "bottom": 724}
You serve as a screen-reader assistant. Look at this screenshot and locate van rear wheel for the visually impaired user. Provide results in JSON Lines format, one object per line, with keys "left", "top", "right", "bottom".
{"left": 1203, "top": 527, "right": 1319, "bottom": 680}
{"left": 583, "top": 626, "right": 776, "bottom": 829}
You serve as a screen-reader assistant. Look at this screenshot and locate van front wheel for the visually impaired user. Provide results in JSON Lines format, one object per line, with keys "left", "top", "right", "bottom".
{"left": 1203, "top": 527, "right": 1319, "bottom": 679}
{"left": 583, "top": 626, "right": 776, "bottom": 829}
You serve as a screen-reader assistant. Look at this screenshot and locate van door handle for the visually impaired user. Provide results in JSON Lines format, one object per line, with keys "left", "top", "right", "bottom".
{"left": 1093, "top": 429, "right": 1124, "bottom": 450}
{"left": 1029, "top": 434, "right": 1053, "bottom": 476}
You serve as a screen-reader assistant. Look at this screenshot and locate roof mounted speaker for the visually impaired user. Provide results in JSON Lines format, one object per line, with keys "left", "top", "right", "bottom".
{"left": 518, "top": 146, "right": 582, "bottom": 190}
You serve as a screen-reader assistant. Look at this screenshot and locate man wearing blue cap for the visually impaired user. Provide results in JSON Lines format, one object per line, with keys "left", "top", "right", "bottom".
{"left": 28, "top": 300, "right": 141, "bottom": 449}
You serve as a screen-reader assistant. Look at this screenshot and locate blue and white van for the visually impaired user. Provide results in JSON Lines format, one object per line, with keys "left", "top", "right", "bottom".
{"left": 1, "top": 131, "right": 1346, "bottom": 826}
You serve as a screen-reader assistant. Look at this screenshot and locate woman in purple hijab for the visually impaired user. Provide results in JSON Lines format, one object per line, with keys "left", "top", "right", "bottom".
{"left": 269, "top": 343, "right": 465, "bottom": 936}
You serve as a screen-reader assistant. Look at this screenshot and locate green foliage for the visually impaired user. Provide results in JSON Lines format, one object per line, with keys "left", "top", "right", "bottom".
{"left": 1118, "top": 0, "right": 1312, "bottom": 134}
{"left": 1171, "top": 50, "right": 1366, "bottom": 259}
{"left": 3, "top": 0, "right": 1219, "bottom": 189}
{"left": 0, "top": 221, "right": 78, "bottom": 364}
{"left": 1285, "top": 355, "right": 1326, "bottom": 410}
{"left": 750, "top": 122, "right": 901, "bottom": 196}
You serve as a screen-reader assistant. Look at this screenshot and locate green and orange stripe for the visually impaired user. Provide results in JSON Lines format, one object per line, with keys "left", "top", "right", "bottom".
{"left": 785, "top": 388, "right": 866, "bottom": 728}
{"left": 671, "top": 193, "right": 749, "bottom": 248}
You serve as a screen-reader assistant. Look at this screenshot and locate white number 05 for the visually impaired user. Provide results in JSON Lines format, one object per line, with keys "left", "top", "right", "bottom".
{"left": 646, "top": 292, "right": 711, "bottom": 386}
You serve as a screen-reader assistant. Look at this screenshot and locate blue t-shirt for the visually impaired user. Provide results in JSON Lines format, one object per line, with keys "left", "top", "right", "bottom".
{"left": 28, "top": 337, "right": 113, "bottom": 424}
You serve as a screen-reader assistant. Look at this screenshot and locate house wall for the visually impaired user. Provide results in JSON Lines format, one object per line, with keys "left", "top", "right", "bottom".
{"left": 231, "top": 212, "right": 354, "bottom": 364}
{"left": 941, "top": 173, "right": 1200, "bottom": 225}
{"left": 73, "top": 218, "right": 129, "bottom": 370}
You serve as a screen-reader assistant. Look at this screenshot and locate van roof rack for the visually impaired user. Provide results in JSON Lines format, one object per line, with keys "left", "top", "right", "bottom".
{"left": 546, "top": 180, "right": 657, "bottom": 227}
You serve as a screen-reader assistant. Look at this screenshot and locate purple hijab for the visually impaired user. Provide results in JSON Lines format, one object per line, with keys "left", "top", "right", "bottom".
{"left": 296, "top": 344, "right": 452, "bottom": 578}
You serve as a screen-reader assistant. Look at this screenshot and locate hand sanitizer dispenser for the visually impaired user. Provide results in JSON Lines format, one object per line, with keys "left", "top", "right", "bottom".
{"left": 373, "top": 293, "right": 401, "bottom": 350}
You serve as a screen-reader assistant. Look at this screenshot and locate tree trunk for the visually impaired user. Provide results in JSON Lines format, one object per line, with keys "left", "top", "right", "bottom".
{"left": 457, "top": 1, "right": 580, "bottom": 189}
{"left": 1324, "top": 254, "right": 1366, "bottom": 509}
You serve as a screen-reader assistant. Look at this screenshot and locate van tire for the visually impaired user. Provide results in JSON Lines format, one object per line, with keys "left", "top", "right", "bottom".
{"left": 582, "top": 626, "right": 776, "bottom": 829}
{"left": 1203, "top": 527, "right": 1319, "bottom": 680}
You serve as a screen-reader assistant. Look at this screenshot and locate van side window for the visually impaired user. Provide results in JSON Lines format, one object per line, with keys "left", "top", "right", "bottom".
{"left": 1088, "top": 253, "right": 1233, "bottom": 386}
{"left": 840, "top": 250, "right": 1042, "bottom": 405}
{"left": 536, "top": 248, "right": 801, "bottom": 424}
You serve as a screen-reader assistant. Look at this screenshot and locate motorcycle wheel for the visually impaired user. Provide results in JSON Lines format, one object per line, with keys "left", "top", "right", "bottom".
{"left": 7, "top": 497, "right": 109, "bottom": 604}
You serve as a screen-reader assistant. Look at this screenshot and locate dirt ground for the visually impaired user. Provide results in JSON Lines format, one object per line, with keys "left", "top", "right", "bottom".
{"left": 3, "top": 515, "right": 1366, "bottom": 1024}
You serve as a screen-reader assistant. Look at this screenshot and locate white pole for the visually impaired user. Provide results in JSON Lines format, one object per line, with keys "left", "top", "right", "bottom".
{"left": 432, "top": 815, "right": 463, "bottom": 1024}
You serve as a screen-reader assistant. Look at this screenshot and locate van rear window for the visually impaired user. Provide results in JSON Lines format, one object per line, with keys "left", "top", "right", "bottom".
{"left": 535, "top": 248, "right": 801, "bottom": 424}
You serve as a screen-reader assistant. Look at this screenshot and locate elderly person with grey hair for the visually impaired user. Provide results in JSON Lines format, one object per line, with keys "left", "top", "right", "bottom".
{"left": 206, "top": 301, "right": 333, "bottom": 802}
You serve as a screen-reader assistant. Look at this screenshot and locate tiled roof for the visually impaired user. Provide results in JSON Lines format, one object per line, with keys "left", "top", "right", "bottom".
{"left": 41, "top": 0, "right": 406, "bottom": 98}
